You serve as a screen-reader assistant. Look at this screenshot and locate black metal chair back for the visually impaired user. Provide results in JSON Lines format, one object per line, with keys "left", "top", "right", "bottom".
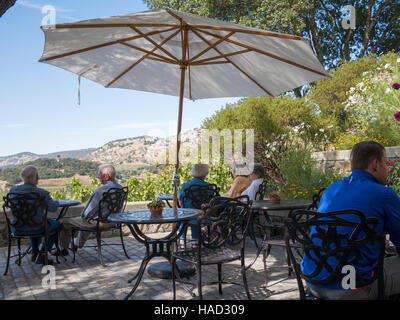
{"left": 98, "top": 187, "right": 128, "bottom": 221}
{"left": 181, "top": 184, "right": 220, "bottom": 209}
{"left": 308, "top": 187, "right": 326, "bottom": 211}
{"left": 3, "top": 192, "right": 47, "bottom": 233}
{"left": 255, "top": 180, "right": 267, "bottom": 200}
{"left": 171, "top": 195, "right": 252, "bottom": 300}
{"left": 284, "top": 209, "right": 385, "bottom": 300}
{"left": 199, "top": 195, "right": 251, "bottom": 249}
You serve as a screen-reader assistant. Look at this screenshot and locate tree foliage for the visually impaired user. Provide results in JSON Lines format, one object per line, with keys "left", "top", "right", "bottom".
{"left": 0, "top": 158, "right": 100, "bottom": 185}
{"left": 143, "top": 0, "right": 400, "bottom": 69}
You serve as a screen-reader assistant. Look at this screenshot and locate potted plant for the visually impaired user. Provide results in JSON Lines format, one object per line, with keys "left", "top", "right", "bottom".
{"left": 269, "top": 191, "right": 281, "bottom": 204}
{"left": 147, "top": 199, "right": 165, "bottom": 216}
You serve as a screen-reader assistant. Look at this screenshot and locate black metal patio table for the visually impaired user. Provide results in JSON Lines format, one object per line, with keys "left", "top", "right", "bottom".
{"left": 55, "top": 199, "right": 82, "bottom": 221}
{"left": 247, "top": 199, "right": 313, "bottom": 270}
{"left": 251, "top": 199, "right": 313, "bottom": 212}
{"left": 107, "top": 207, "right": 202, "bottom": 300}
{"left": 156, "top": 194, "right": 177, "bottom": 208}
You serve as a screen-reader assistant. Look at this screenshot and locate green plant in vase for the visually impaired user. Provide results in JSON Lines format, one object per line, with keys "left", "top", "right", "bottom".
{"left": 147, "top": 199, "right": 166, "bottom": 216}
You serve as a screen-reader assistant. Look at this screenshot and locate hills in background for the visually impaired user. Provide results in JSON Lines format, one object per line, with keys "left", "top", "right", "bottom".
{"left": 0, "top": 148, "right": 96, "bottom": 169}
{"left": 0, "top": 129, "right": 201, "bottom": 169}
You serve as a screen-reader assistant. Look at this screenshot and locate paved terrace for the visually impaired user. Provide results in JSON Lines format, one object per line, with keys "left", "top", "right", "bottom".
{"left": 0, "top": 233, "right": 300, "bottom": 300}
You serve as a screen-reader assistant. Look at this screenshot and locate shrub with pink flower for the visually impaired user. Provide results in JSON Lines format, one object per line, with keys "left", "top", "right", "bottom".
{"left": 387, "top": 158, "right": 400, "bottom": 194}
{"left": 344, "top": 52, "right": 400, "bottom": 146}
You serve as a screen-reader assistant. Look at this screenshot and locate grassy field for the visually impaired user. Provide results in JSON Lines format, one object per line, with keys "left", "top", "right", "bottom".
{"left": 115, "top": 163, "right": 149, "bottom": 171}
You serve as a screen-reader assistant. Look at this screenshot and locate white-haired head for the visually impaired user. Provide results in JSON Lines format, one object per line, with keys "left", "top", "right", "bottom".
{"left": 20, "top": 165, "right": 39, "bottom": 185}
{"left": 190, "top": 163, "right": 209, "bottom": 178}
{"left": 98, "top": 164, "right": 116, "bottom": 184}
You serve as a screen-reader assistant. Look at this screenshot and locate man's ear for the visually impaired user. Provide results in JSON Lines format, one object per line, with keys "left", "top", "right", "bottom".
{"left": 371, "top": 159, "right": 379, "bottom": 172}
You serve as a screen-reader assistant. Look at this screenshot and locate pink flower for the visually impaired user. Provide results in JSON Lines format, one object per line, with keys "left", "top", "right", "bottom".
{"left": 389, "top": 161, "right": 395, "bottom": 166}
{"left": 395, "top": 111, "right": 400, "bottom": 121}
{"left": 393, "top": 83, "right": 400, "bottom": 90}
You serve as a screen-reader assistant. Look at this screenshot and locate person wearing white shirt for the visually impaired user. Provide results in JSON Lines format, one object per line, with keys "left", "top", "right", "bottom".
{"left": 241, "top": 163, "right": 265, "bottom": 201}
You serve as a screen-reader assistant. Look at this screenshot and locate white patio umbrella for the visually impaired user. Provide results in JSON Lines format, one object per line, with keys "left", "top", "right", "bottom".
{"left": 39, "top": 8, "right": 330, "bottom": 208}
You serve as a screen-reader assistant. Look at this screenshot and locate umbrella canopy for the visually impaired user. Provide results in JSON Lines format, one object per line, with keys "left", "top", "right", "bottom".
{"left": 39, "top": 8, "right": 330, "bottom": 207}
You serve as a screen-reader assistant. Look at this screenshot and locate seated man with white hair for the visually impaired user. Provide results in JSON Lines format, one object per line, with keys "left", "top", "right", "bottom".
{"left": 57, "top": 164, "right": 123, "bottom": 256}
{"left": 177, "top": 163, "right": 214, "bottom": 249}
{"left": 9, "top": 165, "right": 60, "bottom": 265}
{"left": 241, "top": 163, "right": 266, "bottom": 201}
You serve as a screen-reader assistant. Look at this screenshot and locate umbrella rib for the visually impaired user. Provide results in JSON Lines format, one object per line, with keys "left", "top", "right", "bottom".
{"left": 39, "top": 27, "right": 179, "bottom": 62}
{"left": 129, "top": 25, "right": 179, "bottom": 62}
{"left": 188, "top": 31, "right": 235, "bottom": 64}
{"left": 191, "top": 49, "right": 251, "bottom": 65}
{"left": 105, "top": 28, "right": 181, "bottom": 88}
{"left": 194, "top": 27, "right": 328, "bottom": 77}
{"left": 190, "top": 25, "right": 303, "bottom": 40}
{"left": 193, "top": 61, "right": 230, "bottom": 66}
{"left": 191, "top": 29, "right": 273, "bottom": 96}
{"left": 120, "top": 42, "right": 178, "bottom": 64}
{"left": 42, "top": 23, "right": 178, "bottom": 29}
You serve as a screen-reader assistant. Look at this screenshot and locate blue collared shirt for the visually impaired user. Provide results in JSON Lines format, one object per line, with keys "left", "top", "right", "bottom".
{"left": 178, "top": 177, "right": 213, "bottom": 208}
{"left": 9, "top": 183, "right": 59, "bottom": 232}
{"left": 301, "top": 169, "right": 400, "bottom": 289}
{"left": 81, "top": 180, "right": 123, "bottom": 220}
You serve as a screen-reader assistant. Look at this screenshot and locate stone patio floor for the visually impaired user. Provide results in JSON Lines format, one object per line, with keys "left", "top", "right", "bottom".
{"left": 0, "top": 233, "right": 301, "bottom": 300}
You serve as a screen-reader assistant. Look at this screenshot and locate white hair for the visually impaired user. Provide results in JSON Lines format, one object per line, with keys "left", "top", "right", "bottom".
{"left": 99, "top": 164, "right": 116, "bottom": 180}
{"left": 20, "top": 165, "right": 38, "bottom": 184}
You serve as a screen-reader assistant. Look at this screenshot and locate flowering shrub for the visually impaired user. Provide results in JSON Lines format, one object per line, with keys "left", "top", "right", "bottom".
{"left": 387, "top": 158, "right": 400, "bottom": 194}
{"left": 343, "top": 52, "right": 400, "bottom": 146}
{"left": 333, "top": 126, "right": 389, "bottom": 150}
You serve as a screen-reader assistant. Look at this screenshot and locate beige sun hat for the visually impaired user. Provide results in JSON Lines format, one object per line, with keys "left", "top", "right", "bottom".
{"left": 231, "top": 153, "right": 252, "bottom": 176}
{"left": 231, "top": 161, "right": 252, "bottom": 176}
{"left": 190, "top": 163, "right": 209, "bottom": 178}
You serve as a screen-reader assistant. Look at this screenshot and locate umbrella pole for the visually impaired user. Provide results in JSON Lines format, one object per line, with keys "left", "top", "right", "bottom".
{"left": 172, "top": 65, "right": 186, "bottom": 210}
{"left": 172, "top": 23, "right": 189, "bottom": 211}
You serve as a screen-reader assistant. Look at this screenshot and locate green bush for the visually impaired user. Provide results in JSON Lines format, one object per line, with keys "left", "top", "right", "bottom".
{"left": 268, "top": 146, "right": 344, "bottom": 200}
{"left": 50, "top": 176, "right": 100, "bottom": 203}
{"left": 49, "top": 162, "right": 233, "bottom": 203}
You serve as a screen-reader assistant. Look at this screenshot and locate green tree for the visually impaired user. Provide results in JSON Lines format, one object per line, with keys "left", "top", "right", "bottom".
{"left": 143, "top": 0, "right": 400, "bottom": 69}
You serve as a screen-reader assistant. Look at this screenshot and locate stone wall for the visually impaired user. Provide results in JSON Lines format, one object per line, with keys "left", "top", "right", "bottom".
{"left": 312, "top": 146, "right": 400, "bottom": 171}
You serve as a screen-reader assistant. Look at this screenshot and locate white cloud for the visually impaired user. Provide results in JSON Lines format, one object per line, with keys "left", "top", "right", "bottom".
{"left": 17, "top": 0, "right": 77, "bottom": 22}
{"left": 17, "top": 1, "right": 73, "bottom": 13}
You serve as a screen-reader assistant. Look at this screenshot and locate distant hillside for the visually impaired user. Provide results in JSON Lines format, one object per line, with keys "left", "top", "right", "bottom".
{"left": 0, "top": 158, "right": 100, "bottom": 185}
{"left": 82, "top": 128, "right": 201, "bottom": 166}
{"left": 0, "top": 128, "right": 201, "bottom": 169}
{"left": 83, "top": 135, "right": 159, "bottom": 165}
{"left": 0, "top": 148, "right": 96, "bottom": 169}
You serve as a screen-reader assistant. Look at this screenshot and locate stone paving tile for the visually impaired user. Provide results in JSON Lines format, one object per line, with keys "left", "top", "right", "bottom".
{"left": 0, "top": 234, "right": 300, "bottom": 300}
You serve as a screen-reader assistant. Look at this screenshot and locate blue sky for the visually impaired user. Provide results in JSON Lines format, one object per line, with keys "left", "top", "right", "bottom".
{"left": 0, "top": 0, "right": 239, "bottom": 157}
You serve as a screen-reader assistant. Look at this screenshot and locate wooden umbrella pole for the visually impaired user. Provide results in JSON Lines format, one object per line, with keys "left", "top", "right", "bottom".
{"left": 172, "top": 23, "right": 189, "bottom": 210}
{"left": 172, "top": 65, "right": 186, "bottom": 209}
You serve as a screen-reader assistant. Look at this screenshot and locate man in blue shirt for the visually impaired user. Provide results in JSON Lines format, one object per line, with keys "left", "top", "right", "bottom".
{"left": 301, "top": 141, "right": 400, "bottom": 299}
{"left": 9, "top": 165, "right": 60, "bottom": 265}
{"left": 178, "top": 163, "right": 214, "bottom": 249}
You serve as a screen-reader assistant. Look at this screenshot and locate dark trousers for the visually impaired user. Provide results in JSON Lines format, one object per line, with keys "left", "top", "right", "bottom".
{"left": 12, "top": 218, "right": 62, "bottom": 253}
